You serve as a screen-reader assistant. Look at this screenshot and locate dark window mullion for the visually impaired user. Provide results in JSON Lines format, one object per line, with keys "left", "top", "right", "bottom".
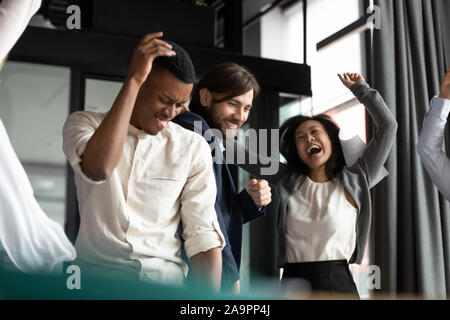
{"left": 316, "top": 12, "right": 373, "bottom": 51}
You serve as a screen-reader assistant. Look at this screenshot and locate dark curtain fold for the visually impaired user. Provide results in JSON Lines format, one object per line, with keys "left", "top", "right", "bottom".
{"left": 372, "top": 0, "right": 450, "bottom": 298}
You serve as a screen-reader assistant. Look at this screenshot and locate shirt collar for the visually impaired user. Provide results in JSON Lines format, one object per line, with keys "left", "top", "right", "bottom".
{"left": 128, "top": 120, "right": 171, "bottom": 139}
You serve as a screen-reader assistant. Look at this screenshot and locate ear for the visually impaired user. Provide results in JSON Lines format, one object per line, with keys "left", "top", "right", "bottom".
{"left": 199, "top": 88, "right": 212, "bottom": 109}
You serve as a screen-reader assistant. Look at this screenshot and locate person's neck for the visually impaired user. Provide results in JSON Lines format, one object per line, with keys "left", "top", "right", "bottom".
{"left": 308, "top": 167, "right": 330, "bottom": 183}
{"left": 129, "top": 109, "right": 141, "bottom": 130}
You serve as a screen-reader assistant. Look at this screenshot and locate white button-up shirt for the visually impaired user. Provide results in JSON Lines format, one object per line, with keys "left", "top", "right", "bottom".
{"left": 418, "top": 96, "right": 450, "bottom": 201}
{"left": 63, "top": 111, "right": 225, "bottom": 284}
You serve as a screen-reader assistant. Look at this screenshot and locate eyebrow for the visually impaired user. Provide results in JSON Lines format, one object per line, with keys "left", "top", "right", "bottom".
{"left": 162, "top": 92, "right": 188, "bottom": 105}
{"left": 161, "top": 93, "right": 176, "bottom": 102}
{"left": 229, "top": 98, "right": 253, "bottom": 109}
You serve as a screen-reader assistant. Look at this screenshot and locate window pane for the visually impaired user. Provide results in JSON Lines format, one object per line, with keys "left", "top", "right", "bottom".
{"left": 261, "top": 0, "right": 363, "bottom": 114}
{"left": 261, "top": 2, "right": 304, "bottom": 63}
{"left": 308, "top": 0, "right": 361, "bottom": 41}
{"left": 279, "top": 94, "right": 312, "bottom": 126}
{"left": 0, "top": 61, "right": 70, "bottom": 230}
{"left": 307, "top": 0, "right": 362, "bottom": 113}
{"left": 328, "top": 103, "right": 366, "bottom": 143}
{"left": 85, "top": 78, "right": 123, "bottom": 113}
{"left": 311, "top": 32, "right": 363, "bottom": 114}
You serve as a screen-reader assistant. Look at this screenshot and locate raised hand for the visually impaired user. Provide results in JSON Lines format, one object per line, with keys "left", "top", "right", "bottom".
{"left": 440, "top": 66, "right": 450, "bottom": 100}
{"left": 338, "top": 73, "right": 365, "bottom": 89}
{"left": 127, "top": 32, "right": 175, "bottom": 85}
{"left": 245, "top": 179, "right": 272, "bottom": 207}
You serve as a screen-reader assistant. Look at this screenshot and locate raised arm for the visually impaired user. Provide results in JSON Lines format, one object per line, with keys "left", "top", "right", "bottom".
{"left": 338, "top": 73, "right": 398, "bottom": 188}
{"left": 80, "top": 33, "right": 175, "bottom": 181}
{"left": 0, "top": 0, "right": 42, "bottom": 63}
{"left": 417, "top": 67, "right": 450, "bottom": 200}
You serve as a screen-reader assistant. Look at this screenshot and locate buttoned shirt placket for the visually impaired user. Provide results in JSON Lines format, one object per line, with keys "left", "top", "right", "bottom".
{"left": 124, "top": 131, "right": 149, "bottom": 265}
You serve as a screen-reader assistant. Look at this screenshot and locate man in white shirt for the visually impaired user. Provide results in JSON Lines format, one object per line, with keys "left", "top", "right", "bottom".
{"left": 0, "top": 0, "right": 76, "bottom": 274}
{"left": 418, "top": 67, "right": 450, "bottom": 201}
{"left": 63, "top": 33, "right": 225, "bottom": 290}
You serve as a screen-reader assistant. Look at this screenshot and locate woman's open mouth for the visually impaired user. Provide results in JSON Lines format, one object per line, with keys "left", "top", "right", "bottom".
{"left": 307, "top": 144, "right": 322, "bottom": 157}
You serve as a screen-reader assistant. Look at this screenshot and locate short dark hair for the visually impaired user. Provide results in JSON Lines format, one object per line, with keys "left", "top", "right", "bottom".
{"left": 279, "top": 114, "right": 345, "bottom": 179}
{"left": 152, "top": 41, "right": 196, "bottom": 84}
{"left": 189, "top": 62, "right": 260, "bottom": 118}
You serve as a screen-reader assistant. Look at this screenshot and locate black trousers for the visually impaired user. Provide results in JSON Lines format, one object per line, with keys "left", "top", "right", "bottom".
{"left": 282, "top": 260, "right": 360, "bottom": 298}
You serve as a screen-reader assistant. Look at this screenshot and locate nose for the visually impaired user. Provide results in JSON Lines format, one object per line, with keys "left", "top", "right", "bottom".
{"left": 307, "top": 134, "right": 315, "bottom": 142}
{"left": 162, "top": 104, "right": 177, "bottom": 119}
{"left": 233, "top": 107, "right": 246, "bottom": 122}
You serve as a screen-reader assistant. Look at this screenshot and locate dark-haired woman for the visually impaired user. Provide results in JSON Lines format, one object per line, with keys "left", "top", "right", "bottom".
{"left": 237, "top": 73, "right": 397, "bottom": 297}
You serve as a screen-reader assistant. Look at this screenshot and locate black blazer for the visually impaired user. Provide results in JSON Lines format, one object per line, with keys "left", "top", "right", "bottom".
{"left": 172, "top": 112, "right": 265, "bottom": 289}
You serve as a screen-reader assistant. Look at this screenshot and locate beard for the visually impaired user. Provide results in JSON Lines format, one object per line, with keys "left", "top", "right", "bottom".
{"left": 205, "top": 110, "right": 241, "bottom": 141}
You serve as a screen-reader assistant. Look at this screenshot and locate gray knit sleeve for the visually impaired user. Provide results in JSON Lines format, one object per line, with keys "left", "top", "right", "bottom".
{"left": 349, "top": 81, "right": 398, "bottom": 188}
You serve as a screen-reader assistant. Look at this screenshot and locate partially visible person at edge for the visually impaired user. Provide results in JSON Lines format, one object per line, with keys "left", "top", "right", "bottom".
{"left": 418, "top": 66, "right": 450, "bottom": 201}
{"left": 0, "top": 0, "right": 76, "bottom": 274}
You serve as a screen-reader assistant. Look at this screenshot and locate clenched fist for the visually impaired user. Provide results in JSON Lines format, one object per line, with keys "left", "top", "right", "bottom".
{"left": 245, "top": 179, "right": 272, "bottom": 207}
{"left": 440, "top": 66, "right": 450, "bottom": 100}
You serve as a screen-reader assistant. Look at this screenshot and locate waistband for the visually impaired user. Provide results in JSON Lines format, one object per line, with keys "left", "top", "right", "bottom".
{"left": 283, "top": 260, "right": 350, "bottom": 276}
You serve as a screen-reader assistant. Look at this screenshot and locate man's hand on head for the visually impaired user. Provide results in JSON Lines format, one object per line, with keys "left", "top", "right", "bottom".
{"left": 440, "top": 66, "right": 450, "bottom": 100}
{"left": 126, "top": 32, "right": 175, "bottom": 86}
{"left": 245, "top": 179, "right": 272, "bottom": 207}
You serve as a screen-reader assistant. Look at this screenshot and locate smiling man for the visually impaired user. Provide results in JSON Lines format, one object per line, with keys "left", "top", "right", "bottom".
{"left": 62, "top": 33, "right": 224, "bottom": 289}
{"left": 172, "top": 63, "right": 272, "bottom": 293}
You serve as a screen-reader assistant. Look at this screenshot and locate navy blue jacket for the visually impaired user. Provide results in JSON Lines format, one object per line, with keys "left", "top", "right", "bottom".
{"left": 172, "top": 112, "right": 265, "bottom": 289}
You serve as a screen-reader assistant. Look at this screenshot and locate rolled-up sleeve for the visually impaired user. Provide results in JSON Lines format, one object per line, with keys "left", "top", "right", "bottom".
{"left": 62, "top": 111, "right": 105, "bottom": 185}
{"left": 180, "top": 136, "right": 225, "bottom": 259}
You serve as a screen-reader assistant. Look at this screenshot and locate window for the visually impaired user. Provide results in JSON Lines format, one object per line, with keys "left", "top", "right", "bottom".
{"left": 85, "top": 78, "right": 123, "bottom": 113}
{"left": 0, "top": 61, "right": 70, "bottom": 227}
{"left": 260, "top": 1, "right": 304, "bottom": 64}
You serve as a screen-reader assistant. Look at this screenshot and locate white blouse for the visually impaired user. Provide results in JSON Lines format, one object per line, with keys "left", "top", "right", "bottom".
{"left": 285, "top": 176, "right": 358, "bottom": 263}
